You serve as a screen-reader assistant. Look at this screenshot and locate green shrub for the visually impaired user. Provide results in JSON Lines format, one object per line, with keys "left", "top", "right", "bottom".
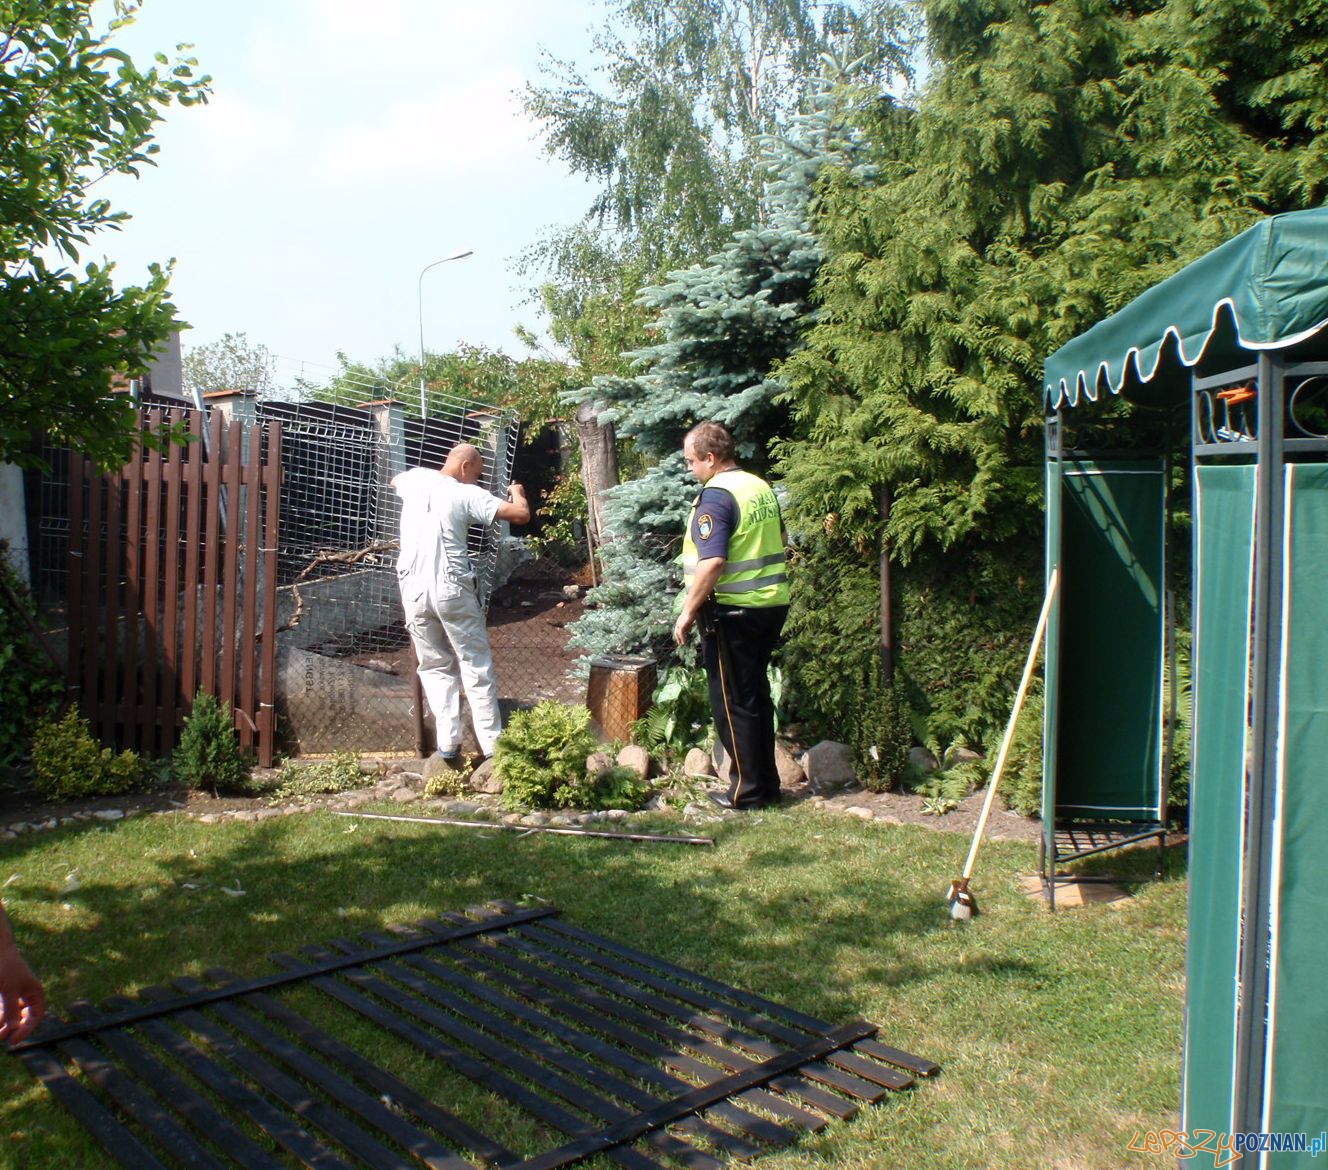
{"left": 555, "top": 764, "right": 650, "bottom": 811}
{"left": 424, "top": 766, "right": 471, "bottom": 799}
{"left": 175, "top": 691, "right": 254, "bottom": 795}
{"left": 495, "top": 702, "right": 599, "bottom": 811}
{"left": 849, "top": 668, "right": 913, "bottom": 793}
{"left": 896, "top": 537, "right": 1045, "bottom": 750}
{"left": 271, "top": 752, "right": 363, "bottom": 800}
{"left": 0, "top": 544, "right": 62, "bottom": 772}
{"left": 1163, "top": 625, "right": 1192, "bottom": 822}
{"left": 781, "top": 535, "right": 882, "bottom": 741}
{"left": 30, "top": 708, "right": 143, "bottom": 800}
{"left": 909, "top": 756, "right": 982, "bottom": 815}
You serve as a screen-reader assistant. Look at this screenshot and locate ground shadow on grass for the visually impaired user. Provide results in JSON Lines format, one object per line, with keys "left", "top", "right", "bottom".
{"left": 0, "top": 805, "right": 1043, "bottom": 1031}
{"left": 0, "top": 805, "right": 1184, "bottom": 1170}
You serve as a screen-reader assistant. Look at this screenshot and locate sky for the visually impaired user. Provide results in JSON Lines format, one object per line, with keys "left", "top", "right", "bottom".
{"left": 89, "top": 0, "right": 602, "bottom": 390}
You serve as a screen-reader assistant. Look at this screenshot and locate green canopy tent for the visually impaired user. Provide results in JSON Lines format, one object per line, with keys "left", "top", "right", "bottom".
{"left": 1043, "top": 207, "right": 1328, "bottom": 1153}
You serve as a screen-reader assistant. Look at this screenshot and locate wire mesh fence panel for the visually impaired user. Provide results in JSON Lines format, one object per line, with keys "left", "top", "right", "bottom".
{"left": 30, "top": 389, "right": 616, "bottom": 759}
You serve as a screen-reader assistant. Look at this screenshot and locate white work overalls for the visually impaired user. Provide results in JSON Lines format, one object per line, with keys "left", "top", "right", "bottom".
{"left": 394, "top": 468, "right": 503, "bottom": 755}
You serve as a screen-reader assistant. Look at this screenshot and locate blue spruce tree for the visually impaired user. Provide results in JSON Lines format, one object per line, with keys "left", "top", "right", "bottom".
{"left": 567, "top": 85, "right": 866, "bottom": 667}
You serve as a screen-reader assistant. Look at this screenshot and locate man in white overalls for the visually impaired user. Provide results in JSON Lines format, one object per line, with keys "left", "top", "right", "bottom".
{"left": 393, "top": 444, "right": 529, "bottom": 764}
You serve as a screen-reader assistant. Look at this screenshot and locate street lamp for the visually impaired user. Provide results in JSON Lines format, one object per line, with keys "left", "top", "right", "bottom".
{"left": 417, "top": 249, "right": 473, "bottom": 418}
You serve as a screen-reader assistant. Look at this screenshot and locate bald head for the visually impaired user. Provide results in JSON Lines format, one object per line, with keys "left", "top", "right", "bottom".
{"left": 442, "top": 443, "right": 484, "bottom": 484}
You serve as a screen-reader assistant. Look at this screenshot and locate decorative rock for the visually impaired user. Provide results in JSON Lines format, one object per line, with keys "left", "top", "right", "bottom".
{"left": 562, "top": 584, "right": 581, "bottom": 599}
{"left": 442, "top": 801, "right": 479, "bottom": 816}
{"left": 845, "top": 805, "right": 875, "bottom": 820}
{"left": 802, "top": 741, "right": 857, "bottom": 793}
{"left": 470, "top": 759, "right": 503, "bottom": 795}
{"left": 775, "top": 742, "right": 804, "bottom": 789}
{"left": 391, "top": 786, "right": 420, "bottom": 803}
{"left": 616, "top": 744, "right": 651, "bottom": 780}
{"left": 683, "top": 747, "right": 716, "bottom": 779}
{"left": 92, "top": 809, "right": 125, "bottom": 821}
{"left": 586, "top": 751, "right": 614, "bottom": 776}
{"left": 908, "top": 745, "right": 940, "bottom": 772}
{"left": 503, "top": 813, "right": 524, "bottom": 825}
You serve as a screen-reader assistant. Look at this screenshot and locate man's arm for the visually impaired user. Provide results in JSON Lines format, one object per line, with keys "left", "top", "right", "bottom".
{"left": 0, "top": 902, "right": 44, "bottom": 1046}
{"left": 495, "top": 483, "right": 530, "bottom": 525}
{"left": 673, "top": 556, "right": 725, "bottom": 645}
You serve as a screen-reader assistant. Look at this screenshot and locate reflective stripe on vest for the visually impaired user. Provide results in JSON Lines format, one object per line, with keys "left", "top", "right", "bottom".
{"left": 680, "top": 469, "right": 789, "bottom": 609}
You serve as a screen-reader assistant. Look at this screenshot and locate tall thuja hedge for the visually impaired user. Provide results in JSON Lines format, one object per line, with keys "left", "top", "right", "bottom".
{"left": 775, "top": 0, "right": 1328, "bottom": 747}
{"left": 568, "top": 91, "right": 864, "bottom": 666}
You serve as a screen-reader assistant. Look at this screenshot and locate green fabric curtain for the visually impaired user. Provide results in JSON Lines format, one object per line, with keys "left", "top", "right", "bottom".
{"left": 1046, "top": 460, "right": 1165, "bottom": 821}
{"left": 1183, "top": 465, "right": 1255, "bottom": 1135}
{"left": 1265, "top": 463, "right": 1328, "bottom": 1154}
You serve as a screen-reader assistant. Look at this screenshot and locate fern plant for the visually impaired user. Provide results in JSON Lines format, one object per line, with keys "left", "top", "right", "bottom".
{"left": 554, "top": 765, "right": 650, "bottom": 812}
{"left": 634, "top": 665, "right": 712, "bottom": 763}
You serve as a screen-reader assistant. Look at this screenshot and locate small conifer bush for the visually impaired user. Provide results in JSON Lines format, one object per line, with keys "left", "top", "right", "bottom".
{"left": 175, "top": 691, "right": 254, "bottom": 795}
{"left": 495, "top": 701, "right": 599, "bottom": 811}
{"left": 31, "top": 708, "right": 143, "bottom": 800}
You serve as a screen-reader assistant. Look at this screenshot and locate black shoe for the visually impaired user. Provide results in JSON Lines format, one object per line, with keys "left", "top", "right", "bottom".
{"left": 708, "top": 791, "right": 763, "bottom": 811}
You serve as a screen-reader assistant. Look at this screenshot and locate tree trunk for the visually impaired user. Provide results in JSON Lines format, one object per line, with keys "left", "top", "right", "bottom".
{"left": 574, "top": 400, "right": 619, "bottom": 546}
{"left": 879, "top": 484, "right": 894, "bottom": 683}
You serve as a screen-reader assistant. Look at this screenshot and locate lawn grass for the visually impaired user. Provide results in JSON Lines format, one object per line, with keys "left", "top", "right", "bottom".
{"left": 0, "top": 802, "right": 1185, "bottom": 1169}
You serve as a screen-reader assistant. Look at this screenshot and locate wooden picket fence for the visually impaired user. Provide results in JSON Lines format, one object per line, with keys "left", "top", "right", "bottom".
{"left": 64, "top": 408, "right": 283, "bottom": 766}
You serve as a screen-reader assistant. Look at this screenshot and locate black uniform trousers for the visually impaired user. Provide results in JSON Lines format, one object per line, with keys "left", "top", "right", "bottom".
{"left": 700, "top": 601, "right": 788, "bottom": 808}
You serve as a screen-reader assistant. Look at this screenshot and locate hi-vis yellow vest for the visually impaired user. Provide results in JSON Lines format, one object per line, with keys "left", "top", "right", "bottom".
{"left": 681, "top": 469, "right": 789, "bottom": 608}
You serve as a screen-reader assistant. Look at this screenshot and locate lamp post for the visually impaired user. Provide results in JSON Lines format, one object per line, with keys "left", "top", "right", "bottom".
{"left": 417, "top": 249, "right": 473, "bottom": 419}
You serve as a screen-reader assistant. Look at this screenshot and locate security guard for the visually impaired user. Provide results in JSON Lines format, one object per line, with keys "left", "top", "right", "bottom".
{"left": 674, "top": 421, "right": 789, "bottom": 809}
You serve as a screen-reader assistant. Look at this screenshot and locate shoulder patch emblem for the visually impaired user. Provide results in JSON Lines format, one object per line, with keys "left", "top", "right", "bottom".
{"left": 697, "top": 513, "right": 714, "bottom": 541}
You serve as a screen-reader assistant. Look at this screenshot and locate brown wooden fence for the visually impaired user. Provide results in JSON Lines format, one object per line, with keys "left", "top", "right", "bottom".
{"left": 65, "top": 408, "right": 282, "bottom": 766}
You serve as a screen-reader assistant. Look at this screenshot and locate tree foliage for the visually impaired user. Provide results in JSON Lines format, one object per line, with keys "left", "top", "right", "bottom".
{"left": 301, "top": 344, "right": 581, "bottom": 432}
{"left": 776, "top": 0, "right": 1328, "bottom": 564}
{"left": 183, "top": 332, "right": 274, "bottom": 396}
{"left": 520, "top": 0, "right": 920, "bottom": 306}
{"left": 566, "top": 91, "right": 859, "bottom": 665}
{"left": 0, "top": 0, "right": 209, "bottom": 469}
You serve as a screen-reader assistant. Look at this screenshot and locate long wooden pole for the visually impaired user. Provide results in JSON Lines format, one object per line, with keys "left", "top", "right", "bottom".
{"left": 958, "top": 568, "right": 1060, "bottom": 884}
